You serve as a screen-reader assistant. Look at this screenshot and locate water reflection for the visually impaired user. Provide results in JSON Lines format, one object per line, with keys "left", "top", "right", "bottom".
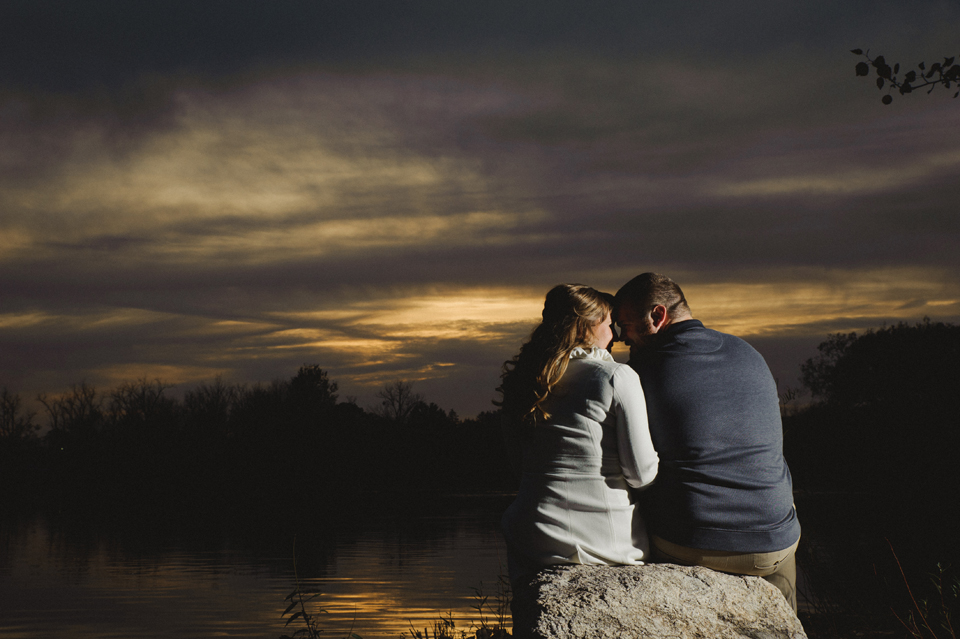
{"left": 0, "top": 496, "right": 513, "bottom": 639}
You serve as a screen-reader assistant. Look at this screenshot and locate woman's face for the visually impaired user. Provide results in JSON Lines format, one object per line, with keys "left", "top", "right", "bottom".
{"left": 587, "top": 311, "right": 616, "bottom": 350}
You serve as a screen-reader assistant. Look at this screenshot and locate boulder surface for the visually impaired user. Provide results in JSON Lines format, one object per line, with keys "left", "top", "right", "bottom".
{"left": 510, "top": 563, "right": 807, "bottom": 639}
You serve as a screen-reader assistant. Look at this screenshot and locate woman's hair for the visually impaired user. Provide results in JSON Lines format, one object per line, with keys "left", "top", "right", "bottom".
{"left": 496, "top": 284, "right": 612, "bottom": 425}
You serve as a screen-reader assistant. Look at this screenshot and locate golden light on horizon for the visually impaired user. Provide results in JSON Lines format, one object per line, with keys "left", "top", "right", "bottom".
{"left": 687, "top": 267, "right": 960, "bottom": 337}
{"left": 92, "top": 363, "right": 232, "bottom": 388}
{"left": 350, "top": 289, "right": 544, "bottom": 332}
{"left": 8, "top": 268, "right": 957, "bottom": 406}
{"left": 273, "top": 288, "right": 544, "bottom": 340}
{"left": 254, "top": 288, "right": 547, "bottom": 388}
{"left": 0, "top": 308, "right": 184, "bottom": 331}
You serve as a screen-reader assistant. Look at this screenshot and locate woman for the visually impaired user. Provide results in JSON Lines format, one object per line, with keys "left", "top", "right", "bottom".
{"left": 497, "top": 284, "right": 659, "bottom": 585}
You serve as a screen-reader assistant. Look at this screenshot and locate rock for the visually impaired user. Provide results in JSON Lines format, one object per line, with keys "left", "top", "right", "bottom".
{"left": 510, "top": 563, "right": 807, "bottom": 639}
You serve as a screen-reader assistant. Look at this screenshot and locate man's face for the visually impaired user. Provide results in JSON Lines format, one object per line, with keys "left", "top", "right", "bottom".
{"left": 615, "top": 302, "right": 657, "bottom": 359}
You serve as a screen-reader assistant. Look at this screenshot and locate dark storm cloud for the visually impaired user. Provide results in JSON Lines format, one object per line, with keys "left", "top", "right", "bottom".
{"left": 0, "top": 1, "right": 786, "bottom": 91}
{"left": 6, "top": 1, "right": 960, "bottom": 92}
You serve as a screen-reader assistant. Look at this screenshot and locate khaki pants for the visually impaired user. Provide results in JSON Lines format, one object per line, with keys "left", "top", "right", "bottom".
{"left": 651, "top": 535, "right": 800, "bottom": 612}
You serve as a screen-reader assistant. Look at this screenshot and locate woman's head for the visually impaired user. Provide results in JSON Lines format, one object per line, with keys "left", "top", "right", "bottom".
{"left": 496, "top": 284, "right": 614, "bottom": 424}
{"left": 539, "top": 284, "right": 614, "bottom": 351}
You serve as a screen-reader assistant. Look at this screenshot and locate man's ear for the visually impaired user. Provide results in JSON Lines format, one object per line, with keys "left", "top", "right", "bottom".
{"left": 650, "top": 304, "right": 669, "bottom": 332}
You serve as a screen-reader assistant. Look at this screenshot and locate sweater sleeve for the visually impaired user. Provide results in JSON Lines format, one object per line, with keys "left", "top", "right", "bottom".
{"left": 613, "top": 365, "right": 659, "bottom": 489}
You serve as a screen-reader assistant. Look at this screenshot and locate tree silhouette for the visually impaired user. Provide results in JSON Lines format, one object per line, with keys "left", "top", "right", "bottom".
{"left": 376, "top": 380, "right": 424, "bottom": 425}
{"left": 182, "top": 376, "right": 241, "bottom": 437}
{"left": 788, "top": 318, "right": 960, "bottom": 495}
{"left": 38, "top": 382, "right": 103, "bottom": 438}
{"left": 107, "top": 378, "right": 175, "bottom": 433}
{"left": 288, "top": 364, "right": 339, "bottom": 419}
{"left": 0, "top": 388, "right": 38, "bottom": 440}
{"left": 408, "top": 401, "right": 459, "bottom": 430}
{"left": 800, "top": 318, "right": 960, "bottom": 411}
{"left": 852, "top": 48, "right": 960, "bottom": 104}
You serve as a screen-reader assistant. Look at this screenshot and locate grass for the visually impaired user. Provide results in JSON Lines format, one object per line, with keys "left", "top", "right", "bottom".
{"left": 280, "top": 585, "right": 512, "bottom": 639}
{"left": 398, "top": 577, "right": 512, "bottom": 639}
{"left": 280, "top": 582, "right": 361, "bottom": 639}
{"left": 888, "top": 542, "right": 958, "bottom": 639}
{"left": 279, "top": 537, "right": 362, "bottom": 639}
{"left": 794, "top": 530, "right": 960, "bottom": 639}
{"left": 470, "top": 576, "right": 512, "bottom": 639}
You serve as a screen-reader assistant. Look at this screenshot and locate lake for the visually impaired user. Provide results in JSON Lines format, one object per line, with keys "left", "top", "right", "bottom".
{"left": 0, "top": 494, "right": 515, "bottom": 639}
{"left": 2, "top": 490, "right": 927, "bottom": 639}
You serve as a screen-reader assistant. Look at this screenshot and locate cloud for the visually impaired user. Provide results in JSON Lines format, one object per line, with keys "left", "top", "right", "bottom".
{"left": 684, "top": 267, "right": 960, "bottom": 337}
{"left": 3, "top": 2, "right": 960, "bottom": 418}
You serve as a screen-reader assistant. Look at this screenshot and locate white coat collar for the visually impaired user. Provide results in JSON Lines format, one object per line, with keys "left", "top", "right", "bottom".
{"left": 569, "top": 345, "right": 616, "bottom": 363}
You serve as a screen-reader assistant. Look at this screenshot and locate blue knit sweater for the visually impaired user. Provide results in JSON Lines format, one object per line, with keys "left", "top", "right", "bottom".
{"left": 630, "top": 320, "right": 801, "bottom": 553}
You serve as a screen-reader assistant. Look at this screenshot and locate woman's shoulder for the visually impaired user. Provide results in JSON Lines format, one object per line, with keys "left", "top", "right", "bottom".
{"left": 567, "top": 347, "right": 632, "bottom": 378}
{"left": 562, "top": 351, "right": 642, "bottom": 404}
{"left": 610, "top": 361, "right": 642, "bottom": 385}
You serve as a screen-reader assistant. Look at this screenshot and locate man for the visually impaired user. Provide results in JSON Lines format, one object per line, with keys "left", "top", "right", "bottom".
{"left": 615, "top": 273, "right": 801, "bottom": 611}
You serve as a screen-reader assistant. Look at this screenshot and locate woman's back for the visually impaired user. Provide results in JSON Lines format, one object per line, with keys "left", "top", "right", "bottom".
{"left": 501, "top": 347, "right": 658, "bottom": 579}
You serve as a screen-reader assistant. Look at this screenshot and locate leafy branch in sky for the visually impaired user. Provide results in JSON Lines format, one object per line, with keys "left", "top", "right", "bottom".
{"left": 852, "top": 48, "right": 960, "bottom": 104}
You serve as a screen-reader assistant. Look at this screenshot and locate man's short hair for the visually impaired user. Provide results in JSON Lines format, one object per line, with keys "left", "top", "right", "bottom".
{"left": 615, "top": 272, "right": 691, "bottom": 318}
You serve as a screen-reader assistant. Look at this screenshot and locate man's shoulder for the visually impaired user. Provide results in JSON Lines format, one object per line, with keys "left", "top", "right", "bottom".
{"left": 670, "top": 321, "right": 759, "bottom": 354}
{"left": 660, "top": 320, "right": 722, "bottom": 352}
{"left": 670, "top": 320, "right": 737, "bottom": 340}
{"left": 649, "top": 323, "right": 771, "bottom": 382}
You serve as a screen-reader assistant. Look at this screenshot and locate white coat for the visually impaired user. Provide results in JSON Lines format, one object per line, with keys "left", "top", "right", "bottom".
{"left": 501, "top": 346, "right": 659, "bottom": 580}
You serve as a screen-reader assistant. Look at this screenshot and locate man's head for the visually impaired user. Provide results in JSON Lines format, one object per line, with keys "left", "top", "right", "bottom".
{"left": 614, "top": 273, "right": 692, "bottom": 358}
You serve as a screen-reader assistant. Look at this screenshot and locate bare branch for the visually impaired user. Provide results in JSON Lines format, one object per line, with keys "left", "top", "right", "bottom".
{"left": 375, "top": 380, "right": 424, "bottom": 425}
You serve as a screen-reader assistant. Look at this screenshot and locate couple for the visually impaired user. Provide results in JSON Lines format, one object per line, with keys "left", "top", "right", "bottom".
{"left": 497, "top": 273, "right": 801, "bottom": 613}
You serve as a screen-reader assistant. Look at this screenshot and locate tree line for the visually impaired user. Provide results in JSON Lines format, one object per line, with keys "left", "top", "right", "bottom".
{"left": 3, "top": 319, "right": 958, "bottom": 513}
{"left": 783, "top": 317, "right": 960, "bottom": 496}
{"left": 0, "top": 365, "right": 514, "bottom": 520}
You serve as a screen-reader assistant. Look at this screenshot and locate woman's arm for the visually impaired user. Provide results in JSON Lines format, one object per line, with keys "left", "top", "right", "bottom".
{"left": 612, "top": 365, "right": 658, "bottom": 489}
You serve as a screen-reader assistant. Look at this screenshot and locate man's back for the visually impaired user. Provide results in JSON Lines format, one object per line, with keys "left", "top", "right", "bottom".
{"left": 631, "top": 319, "right": 800, "bottom": 553}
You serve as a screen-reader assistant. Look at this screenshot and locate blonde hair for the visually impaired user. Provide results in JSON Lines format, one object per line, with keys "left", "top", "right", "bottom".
{"left": 496, "top": 284, "right": 612, "bottom": 425}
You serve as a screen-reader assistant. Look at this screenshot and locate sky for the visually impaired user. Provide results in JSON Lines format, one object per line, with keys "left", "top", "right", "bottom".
{"left": 2, "top": 0, "right": 960, "bottom": 419}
